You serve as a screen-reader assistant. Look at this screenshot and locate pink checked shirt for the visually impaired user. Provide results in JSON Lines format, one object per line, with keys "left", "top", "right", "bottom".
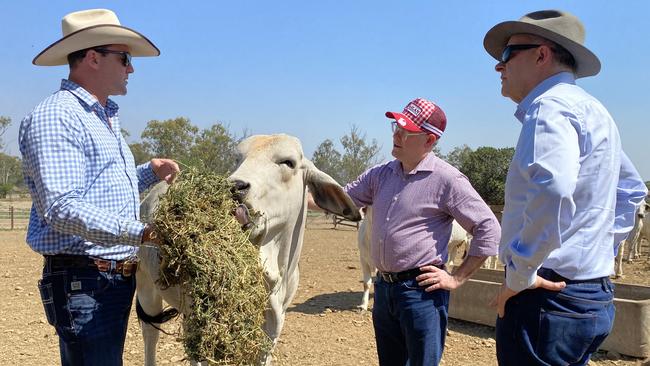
{"left": 344, "top": 153, "right": 500, "bottom": 273}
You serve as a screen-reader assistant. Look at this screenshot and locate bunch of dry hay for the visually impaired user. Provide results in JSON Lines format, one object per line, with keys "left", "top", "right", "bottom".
{"left": 152, "top": 168, "right": 271, "bottom": 365}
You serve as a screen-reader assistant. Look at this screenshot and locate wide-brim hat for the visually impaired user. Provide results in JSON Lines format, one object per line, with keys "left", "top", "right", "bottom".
{"left": 33, "top": 8, "right": 160, "bottom": 66}
{"left": 483, "top": 10, "right": 600, "bottom": 78}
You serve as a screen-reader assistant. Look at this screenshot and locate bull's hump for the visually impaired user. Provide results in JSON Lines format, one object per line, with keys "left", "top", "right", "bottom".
{"left": 248, "top": 134, "right": 302, "bottom": 155}
{"left": 249, "top": 135, "right": 277, "bottom": 152}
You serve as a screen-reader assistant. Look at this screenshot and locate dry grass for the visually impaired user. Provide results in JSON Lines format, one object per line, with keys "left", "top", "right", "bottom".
{"left": 153, "top": 168, "right": 271, "bottom": 365}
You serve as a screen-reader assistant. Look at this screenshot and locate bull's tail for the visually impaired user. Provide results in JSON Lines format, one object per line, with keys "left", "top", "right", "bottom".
{"left": 136, "top": 297, "right": 179, "bottom": 331}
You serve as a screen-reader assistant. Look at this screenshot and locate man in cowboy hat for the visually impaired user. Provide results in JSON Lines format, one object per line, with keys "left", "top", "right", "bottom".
{"left": 484, "top": 10, "right": 647, "bottom": 365}
{"left": 311, "top": 98, "right": 501, "bottom": 365}
{"left": 19, "top": 9, "right": 178, "bottom": 365}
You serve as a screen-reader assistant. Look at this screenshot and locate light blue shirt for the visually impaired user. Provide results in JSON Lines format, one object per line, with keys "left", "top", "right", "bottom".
{"left": 19, "top": 80, "right": 160, "bottom": 260}
{"left": 500, "top": 72, "right": 647, "bottom": 292}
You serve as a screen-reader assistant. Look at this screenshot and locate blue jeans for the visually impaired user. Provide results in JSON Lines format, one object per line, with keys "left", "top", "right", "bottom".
{"left": 373, "top": 276, "right": 450, "bottom": 366}
{"left": 37, "top": 260, "right": 136, "bottom": 366}
{"left": 496, "top": 269, "right": 615, "bottom": 366}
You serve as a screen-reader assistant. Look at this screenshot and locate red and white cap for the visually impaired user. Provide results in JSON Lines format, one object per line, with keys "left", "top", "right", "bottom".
{"left": 385, "top": 98, "right": 447, "bottom": 138}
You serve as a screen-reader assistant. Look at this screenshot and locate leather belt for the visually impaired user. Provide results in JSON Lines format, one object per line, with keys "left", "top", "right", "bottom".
{"left": 44, "top": 254, "right": 138, "bottom": 277}
{"left": 378, "top": 264, "right": 445, "bottom": 284}
{"left": 537, "top": 268, "right": 607, "bottom": 285}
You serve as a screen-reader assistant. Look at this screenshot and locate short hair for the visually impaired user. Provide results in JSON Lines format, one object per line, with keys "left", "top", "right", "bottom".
{"left": 66, "top": 44, "right": 111, "bottom": 68}
{"left": 548, "top": 42, "right": 577, "bottom": 73}
{"left": 67, "top": 48, "right": 89, "bottom": 68}
{"left": 523, "top": 34, "right": 577, "bottom": 73}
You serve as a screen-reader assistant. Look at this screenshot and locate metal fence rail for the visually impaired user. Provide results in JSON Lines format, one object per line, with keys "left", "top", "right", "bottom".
{"left": 0, "top": 206, "right": 30, "bottom": 230}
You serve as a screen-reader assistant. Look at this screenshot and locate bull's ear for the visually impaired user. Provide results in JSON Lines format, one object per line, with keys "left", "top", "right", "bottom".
{"left": 140, "top": 181, "right": 170, "bottom": 223}
{"left": 304, "top": 161, "right": 362, "bottom": 221}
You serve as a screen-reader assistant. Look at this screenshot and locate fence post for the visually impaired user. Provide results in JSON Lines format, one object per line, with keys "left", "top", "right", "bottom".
{"left": 10, "top": 206, "right": 14, "bottom": 230}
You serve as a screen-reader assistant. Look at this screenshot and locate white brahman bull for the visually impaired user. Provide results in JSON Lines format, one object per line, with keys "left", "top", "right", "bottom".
{"left": 447, "top": 221, "right": 499, "bottom": 270}
{"left": 136, "top": 134, "right": 361, "bottom": 366}
{"left": 446, "top": 220, "right": 473, "bottom": 268}
{"left": 615, "top": 201, "right": 649, "bottom": 278}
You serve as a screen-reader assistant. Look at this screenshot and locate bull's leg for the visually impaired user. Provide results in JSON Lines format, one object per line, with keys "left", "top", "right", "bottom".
{"left": 447, "top": 242, "right": 459, "bottom": 267}
{"left": 358, "top": 259, "right": 374, "bottom": 311}
{"left": 136, "top": 284, "right": 164, "bottom": 366}
{"left": 261, "top": 294, "right": 284, "bottom": 366}
{"left": 615, "top": 242, "right": 624, "bottom": 278}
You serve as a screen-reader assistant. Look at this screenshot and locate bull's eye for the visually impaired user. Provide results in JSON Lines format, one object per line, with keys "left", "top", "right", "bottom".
{"left": 278, "top": 159, "right": 295, "bottom": 169}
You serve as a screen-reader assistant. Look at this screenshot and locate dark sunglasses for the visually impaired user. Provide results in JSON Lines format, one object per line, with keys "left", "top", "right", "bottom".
{"left": 93, "top": 48, "right": 132, "bottom": 67}
{"left": 500, "top": 44, "right": 541, "bottom": 63}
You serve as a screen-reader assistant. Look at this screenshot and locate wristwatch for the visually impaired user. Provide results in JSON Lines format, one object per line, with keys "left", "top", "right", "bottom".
{"left": 141, "top": 224, "right": 158, "bottom": 244}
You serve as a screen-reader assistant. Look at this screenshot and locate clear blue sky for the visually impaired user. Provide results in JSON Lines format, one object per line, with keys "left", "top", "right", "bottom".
{"left": 2, "top": 1, "right": 648, "bottom": 179}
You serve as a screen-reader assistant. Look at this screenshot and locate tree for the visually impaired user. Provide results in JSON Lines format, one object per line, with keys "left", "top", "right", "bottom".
{"left": 455, "top": 147, "right": 514, "bottom": 205}
{"left": 444, "top": 144, "right": 472, "bottom": 170}
{"left": 189, "top": 123, "right": 242, "bottom": 175}
{"left": 128, "top": 142, "right": 152, "bottom": 166}
{"left": 0, "top": 116, "right": 10, "bottom": 151}
{"left": 312, "top": 139, "right": 343, "bottom": 184}
{"left": 0, "top": 153, "right": 23, "bottom": 197}
{"left": 338, "top": 125, "right": 381, "bottom": 185}
{"left": 141, "top": 117, "right": 198, "bottom": 164}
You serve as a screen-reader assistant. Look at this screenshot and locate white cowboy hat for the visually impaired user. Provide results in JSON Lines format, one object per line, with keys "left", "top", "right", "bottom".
{"left": 483, "top": 10, "right": 600, "bottom": 78}
{"left": 33, "top": 8, "right": 160, "bottom": 66}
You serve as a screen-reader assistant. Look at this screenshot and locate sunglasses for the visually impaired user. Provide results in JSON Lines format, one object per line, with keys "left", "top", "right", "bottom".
{"left": 93, "top": 48, "right": 132, "bottom": 67}
{"left": 500, "top": 44, "right": 541, "bottom": 63}
{"left": 391, "top": 121, "right": 427, "bottom": 138}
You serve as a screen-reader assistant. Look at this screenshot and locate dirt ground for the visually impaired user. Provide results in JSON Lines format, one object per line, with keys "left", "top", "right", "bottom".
{"left": 1, "top": 216, "right": 649, "bottom": 365}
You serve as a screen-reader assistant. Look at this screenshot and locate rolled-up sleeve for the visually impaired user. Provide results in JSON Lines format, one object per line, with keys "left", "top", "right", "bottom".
{"left": 613, "top": 151, "right": 647, "bottom": 251}
{"left": 444, "top": 174, "right": 501, "bottom": 257}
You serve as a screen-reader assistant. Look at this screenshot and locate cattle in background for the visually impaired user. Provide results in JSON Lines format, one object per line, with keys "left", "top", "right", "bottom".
{"left": 447, "top": 220, "right": 472, "bottom": 268}
{"left": 447, "top": 221, "right": 499, "bottom": 270}
{"left": 615, "top": 201, "right": 650, "bottom": 278}
{"left": 136, "top": 134, "right": 361, "bottom": 366}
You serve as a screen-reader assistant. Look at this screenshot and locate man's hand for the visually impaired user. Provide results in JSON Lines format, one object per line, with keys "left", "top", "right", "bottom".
{"left": 151, "top": 158, "right": 179, "bottom": 184}
{"left": 416, "top": 265, "right": 460, "bottom": 291}
{"left": 490, "top": 275, "right": 566, "bottom": 318}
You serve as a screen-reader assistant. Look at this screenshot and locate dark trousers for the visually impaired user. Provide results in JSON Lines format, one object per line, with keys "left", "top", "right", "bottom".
{"left": 38, "top": 258, "right": 136, "bottom": 366}
{"left": 372, "top": 276, "right": 450, "bottom": 366}
{"left": 496, "top": 268, "right": 615, "bottom": 366}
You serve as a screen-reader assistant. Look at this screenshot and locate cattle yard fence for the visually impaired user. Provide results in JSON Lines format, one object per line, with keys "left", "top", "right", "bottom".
{"left": 0, "top": 206, "right": 30, "bottom": 230}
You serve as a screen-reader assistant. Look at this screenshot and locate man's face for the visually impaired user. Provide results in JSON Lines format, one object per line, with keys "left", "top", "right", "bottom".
{"left": 95, "top": 44, "right": 134, "bottom": 96}
{"left": 391, "top": 123, "right": 435, "bottom": 162}
{"left": 494, "top": 34, "right": 540, "bottom": 103}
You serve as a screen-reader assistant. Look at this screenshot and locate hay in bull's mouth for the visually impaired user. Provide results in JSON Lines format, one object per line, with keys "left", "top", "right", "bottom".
{"left": 152, "top": 168, "right": 271, "bottom": 364}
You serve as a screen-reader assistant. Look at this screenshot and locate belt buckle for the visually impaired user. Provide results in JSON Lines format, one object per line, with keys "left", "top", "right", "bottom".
{"left": 381, "top": 272, "right": 396, "bottom": 283}
{"left": 121, "top": 259, "right": 138, "bottom": 277}
{"left": 94, "top": 259, "right": 111, "bottom": 272}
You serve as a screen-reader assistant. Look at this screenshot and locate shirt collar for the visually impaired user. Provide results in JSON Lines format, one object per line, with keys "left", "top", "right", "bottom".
{"left": 389, "top": 152, "right": 438, "bottom": 175}
{"left": 514, "top": 72, "right": 575, "bottom": 123}
{"left": 60, "top": 79, "right": 120, "bottom": 116}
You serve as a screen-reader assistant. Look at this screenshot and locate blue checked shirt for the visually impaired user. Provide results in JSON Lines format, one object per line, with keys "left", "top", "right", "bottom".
{"left": 500, "top": 72, "right": 647, "bottom": 292}
{"left": 19, "top": 80, "right": 160, "bottom": 260}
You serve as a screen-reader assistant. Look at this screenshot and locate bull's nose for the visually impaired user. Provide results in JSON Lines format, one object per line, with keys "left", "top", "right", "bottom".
{"left": 232, "top": 179, "right": 250, "bottom": 192}
{"left": 231, "top": 179, "right": 251, "bottom": 202}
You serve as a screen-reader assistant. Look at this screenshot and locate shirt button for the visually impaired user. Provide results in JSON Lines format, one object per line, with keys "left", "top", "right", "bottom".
{"left": 527, "top": 266, "right": 533, "bottom": 270}
{"left": 386, "top": 217, "right": 390, "bottom": 221}
{"left": 393, "top": 196, "right": 398, "bottom": 201}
